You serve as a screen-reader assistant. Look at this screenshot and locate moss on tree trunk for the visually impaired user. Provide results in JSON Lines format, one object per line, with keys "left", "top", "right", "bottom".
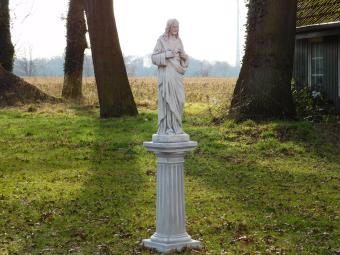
{"left": 229, "top": 0, "right": 297, "bottom": 121}
{"left": 0, "top": 65, "right": 61, "bottom": 106}
{"left": 62, "top": 0, "right": 87, "bottom": 101}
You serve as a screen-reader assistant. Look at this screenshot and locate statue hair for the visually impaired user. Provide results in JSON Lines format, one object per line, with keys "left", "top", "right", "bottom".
{"left": 163, "top": 19, "right": 179, "bottom": 40}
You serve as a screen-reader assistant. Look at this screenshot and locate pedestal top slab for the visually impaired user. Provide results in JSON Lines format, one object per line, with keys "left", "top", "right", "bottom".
{"left": 143, "top": 140, "right": 197, "bottom": 153}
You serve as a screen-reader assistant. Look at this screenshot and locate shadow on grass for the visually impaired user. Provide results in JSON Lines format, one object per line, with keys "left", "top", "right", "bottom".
{"left": 0, "top": 108, "right": 164, "bottom": 254}
{"left": 270, "top": 120, "right": 340, "bottom": 159}
{"left": 1, "top": 106, "right": 338, "bottom": 254}
{"left": 183, "top": 125, "right": 339, "bottom": 254}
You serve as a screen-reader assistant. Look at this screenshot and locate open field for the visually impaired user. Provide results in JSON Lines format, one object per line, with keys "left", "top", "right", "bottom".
{"left": 22, "top": 77, "right": 237, "bottom": 108}
{"left": 0, "top": 78, "right": 339, "bottom": 254}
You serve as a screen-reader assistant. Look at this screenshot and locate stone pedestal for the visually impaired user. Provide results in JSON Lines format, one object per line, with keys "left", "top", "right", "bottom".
{"left": 143, "top": 135, "right": 201, "bottom": 253}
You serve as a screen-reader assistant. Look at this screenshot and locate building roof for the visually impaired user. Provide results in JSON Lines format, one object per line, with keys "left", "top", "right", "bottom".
{"left": 297, "top": 21, "right": 340, "bottom": 32}
{"left": 297, "top": 0, "right": 340, "bottom": 27}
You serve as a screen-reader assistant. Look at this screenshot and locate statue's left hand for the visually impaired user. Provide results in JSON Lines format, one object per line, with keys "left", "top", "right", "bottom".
{"left": 180, "top": 53, "right": 188, "bottom": 60}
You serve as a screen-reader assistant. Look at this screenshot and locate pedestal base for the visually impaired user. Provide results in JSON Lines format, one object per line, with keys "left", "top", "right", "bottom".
{"left": 143, "top": 238, "right": 201, "bottom": 253}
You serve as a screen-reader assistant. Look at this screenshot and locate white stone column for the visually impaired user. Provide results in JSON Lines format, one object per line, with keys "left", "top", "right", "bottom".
{"left": 143, "top": 139, "right": 201, "bottom": 253}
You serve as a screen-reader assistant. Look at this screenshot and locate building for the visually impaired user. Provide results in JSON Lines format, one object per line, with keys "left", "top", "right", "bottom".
{"left": 294, "top": 0, "right": 340, "bottom": 113}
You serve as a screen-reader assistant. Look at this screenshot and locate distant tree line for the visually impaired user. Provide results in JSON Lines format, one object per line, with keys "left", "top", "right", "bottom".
{"left": 13, "top": 55, "right": 240, "bottom": 77}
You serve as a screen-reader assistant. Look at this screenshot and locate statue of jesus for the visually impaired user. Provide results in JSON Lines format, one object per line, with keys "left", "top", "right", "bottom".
{"left": 151, "top": 19, "right": 189, "bottom": 136}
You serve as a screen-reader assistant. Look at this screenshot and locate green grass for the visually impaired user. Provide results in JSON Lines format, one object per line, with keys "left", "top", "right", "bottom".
{"left": 0, "top": 103, "right": 339, "bottom": 255}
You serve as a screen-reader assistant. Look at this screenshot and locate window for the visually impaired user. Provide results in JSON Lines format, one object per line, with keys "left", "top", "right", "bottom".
{"left": 311, "top": 42, "right": 324, "bottom": 89}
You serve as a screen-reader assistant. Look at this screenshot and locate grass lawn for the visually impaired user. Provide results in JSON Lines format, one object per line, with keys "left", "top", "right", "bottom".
{"left": 0, "top": 103, "right": 339, "bottom": 255}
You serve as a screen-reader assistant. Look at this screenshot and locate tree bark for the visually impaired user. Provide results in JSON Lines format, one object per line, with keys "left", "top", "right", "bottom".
{"left": 229, "top": 0, "right": 297, "bottom": 120}
{"left": 84, "top": 0, "right": 137, "bottom": 118}
{"left": 62, "top": 0, "right": 87, "bottom": 101}
{"left": 0, "top": 65, "right": 60, "bottom": 106}
{"left": 0, "top": 0, "right": 14, "bottom": 72}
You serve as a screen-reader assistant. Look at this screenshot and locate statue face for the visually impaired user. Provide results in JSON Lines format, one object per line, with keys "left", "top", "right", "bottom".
{"left": 170, "top": 24, "right": 179, "bottom": 36}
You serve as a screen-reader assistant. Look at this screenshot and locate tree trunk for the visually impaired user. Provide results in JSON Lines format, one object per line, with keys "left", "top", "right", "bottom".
{"left": 84, "top": 0, "right": 138, "bottom": 118}
{"left": 0, "top": 65, "right": 60, "bottom": 106}
{"left": 62, "top": 0, "right": 87, "bottom": 101}
{"left": 229, "top": 0, "right": 297, "bottom": 120}
{"left": 0, "top": 0, "right": 14, "bottom": 72}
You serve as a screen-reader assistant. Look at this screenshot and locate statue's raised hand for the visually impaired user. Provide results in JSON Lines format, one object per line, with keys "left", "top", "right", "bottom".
{"left": 165, "top": 50, "right": 175, "bottom": 58}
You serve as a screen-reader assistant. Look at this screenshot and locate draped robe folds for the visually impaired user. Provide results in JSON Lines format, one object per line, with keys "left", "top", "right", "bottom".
{"left": 151, "top": 36, "right": 189, "bottom": 135}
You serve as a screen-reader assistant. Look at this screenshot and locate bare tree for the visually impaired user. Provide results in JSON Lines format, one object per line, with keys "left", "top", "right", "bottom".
{"left": 229, "top": 0, "right": 297, "bottom": 120}
{"left": 83, "top": 54, "right": 93, "bottom": 77}
{"left": 124, "top": 56, "right": 137, "bottom": 77}
{"left": 199, "top": 61, "right": 211, "bottom": 77}
{"left": 62, "top": 0, "right": 87, "bottom": 100}
{"left": 84, "top": 0, "right": 137, "bottom": 118}
{"left": 15, "top": 46, "right": 36, "bottom": 76}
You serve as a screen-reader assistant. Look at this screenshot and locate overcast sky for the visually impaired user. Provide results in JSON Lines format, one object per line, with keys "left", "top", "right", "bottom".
{"left": 10, "top": 0, "right": 247, "bottom": 65}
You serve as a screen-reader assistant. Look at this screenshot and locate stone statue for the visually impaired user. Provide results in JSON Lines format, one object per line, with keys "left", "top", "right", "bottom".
{"left": 151, "top": 19, "right": 189, "bottom": 139}
{"left": 143, "top": 20, "right": 201, "bottom": 253}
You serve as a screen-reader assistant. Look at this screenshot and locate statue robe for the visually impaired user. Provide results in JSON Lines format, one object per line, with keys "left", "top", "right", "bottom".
{"left": 151, "top": 36, "right": 189, "bottom": 135}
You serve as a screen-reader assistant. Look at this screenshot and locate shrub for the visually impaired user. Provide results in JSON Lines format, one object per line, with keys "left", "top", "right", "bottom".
{"left": 291, "top": 80, "right": 336, "bottom": 121}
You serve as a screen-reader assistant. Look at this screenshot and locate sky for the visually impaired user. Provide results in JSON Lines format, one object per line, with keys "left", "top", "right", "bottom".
{"left": 10, "top": 0, "right": 247, "bottom": 65}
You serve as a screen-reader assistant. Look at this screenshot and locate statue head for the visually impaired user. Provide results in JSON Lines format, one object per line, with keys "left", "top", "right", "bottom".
{"left": 163, "top": 19, "right": 179, "bottom": 39}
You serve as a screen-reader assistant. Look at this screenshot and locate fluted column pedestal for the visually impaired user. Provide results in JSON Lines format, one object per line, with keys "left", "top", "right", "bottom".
{"left": 143, "top": 138, "right": 201, "bottom": 253}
